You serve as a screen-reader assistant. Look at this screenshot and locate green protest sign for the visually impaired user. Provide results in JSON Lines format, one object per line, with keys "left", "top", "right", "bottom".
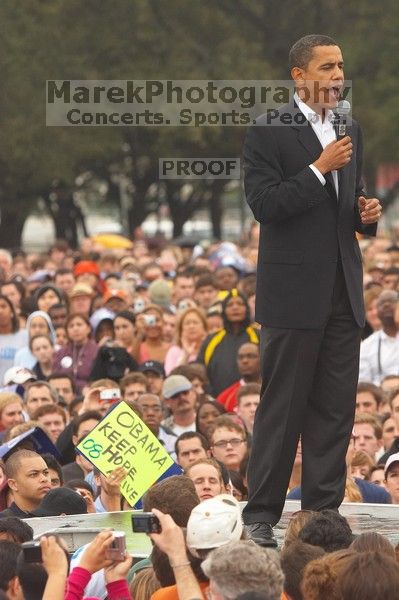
{"left": 77, "top": 401, "right": 174, "bottom": 505}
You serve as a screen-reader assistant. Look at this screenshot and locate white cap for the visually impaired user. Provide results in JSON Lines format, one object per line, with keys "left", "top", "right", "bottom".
{"left": 384, "top": 452, "right": 399, "bottom": 477}
{"left": 3, "top": 366, "right": 36, "bottom": 386}
{"left": 186, "top": 494, "right": 243, "bottom": 550}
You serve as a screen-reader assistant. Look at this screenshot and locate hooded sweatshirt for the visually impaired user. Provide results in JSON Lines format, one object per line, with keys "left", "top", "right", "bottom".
{"left": 13, "top": 310, "right": 57, "bottom": 369}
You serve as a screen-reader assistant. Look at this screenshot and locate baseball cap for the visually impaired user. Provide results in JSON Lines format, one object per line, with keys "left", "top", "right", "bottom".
{"left": 186, "top": 494, "right": 243, "bottom": 550}
{"left": 103, "top": 288, "right": 128, "bottom": 303}
{"left": 30, "top": 487, "right": 87, "bottom": 517}
{"left": 162, "top": 374, "right": 192, "bottom": 399}
{"left": 74, "top": 261, "right": 100, "bottom": 278}
{"left": 148, "top": 280, "right": 172, "bottom": 308}
{"left": 138, "top": 361, "right": 165, "bottom": 378}
{"left": 90, "top": 307, "right": 115, "bottom": 333}
{"left": 27, "top": 269, "right": 53, "bottom": 284}
{"left": 69, "top": 282, "right": 93, "bottom": 298}
{"left": 3, "top": 367, "right": 37, "bottom": 386}
{"left": 384, "top": 452, "right": 399, "bottom": 477}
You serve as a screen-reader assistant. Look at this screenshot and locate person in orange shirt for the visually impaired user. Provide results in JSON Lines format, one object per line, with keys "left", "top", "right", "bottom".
{"left": 150, "top": 495, "right": 244, "bottom": 600}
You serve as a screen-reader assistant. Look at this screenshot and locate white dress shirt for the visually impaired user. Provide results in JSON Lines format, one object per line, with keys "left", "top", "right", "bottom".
{"left": 294, "top": 93, "right": 338, "bottom": 195}
{"left": 359, "top": 329, "right": 399, "bottom": 385}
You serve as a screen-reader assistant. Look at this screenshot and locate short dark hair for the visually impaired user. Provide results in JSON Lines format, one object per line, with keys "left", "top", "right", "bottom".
{"left": 68, "top": 396, "right": 83, "bottom": 417}
{"left": 42, "top": 453, "right": 64, "bottom": 486}
{"left": 210, "top": 415, "right": 247, "bottom": 442}
{"left": 237, "top": 383, "right": 261, "bottom": 405}
{"left": 228, "top": 469, "right": 247, "bottom": 499}
{"left": 175, "top": 431, "right": 210, "bottom": 456}
{"left": 1, "top": 280, "right": 26, "bottom": 301}
{"left": 175, "top": 271, "right": 194, "bottom": 282}
{"left": 5, "top": 449, "right": 41, "bottom": 480}
{"left": 54, "top": 267, "right": 73, "bottom": 277}
{"left": 119, "top": 372, "right": 148, "bottom": 394}
{"left": 31, "top": 404, "right": 66, "bottom": 423}
{"left": 356, "top": 382, "right": 384, "bottom": 407}
{"left": 0, "top": 518, "right": 33, "bottom": 544}
{"left": 370, "top": 464, "right": 384, "bottom": 477}
{"left": 289, "top": 35, "right": 337, "bottom": 70}
{"left": 65, "top": 479, "right": 94, "bottom": 497}
{"left": 48, "top": 372, "right": 76, "bottom": 391}
{"left": 24, "top": 381, "right": 58, "bottom": 404}
{"left": 298, "top": 509, "right": 353, "bottom": 552}
{"left": 195, "top": 274, "right": 217, "bottom": 291}
{"left": 0, "top": 541, "right": 21, "bottom": 591}
{"left": 71, "top": 410, "right": 102, "bottom": 437}
{"left": 280, "top": 541, "right": 325, "bottom": 600}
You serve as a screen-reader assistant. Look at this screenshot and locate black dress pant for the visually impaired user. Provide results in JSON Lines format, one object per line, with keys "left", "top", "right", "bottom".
{"left": 243, "top": 261, "right": 362, "bottom": 526}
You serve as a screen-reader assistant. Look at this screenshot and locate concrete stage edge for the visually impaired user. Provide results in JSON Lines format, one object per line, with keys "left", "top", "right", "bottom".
{"left": 24, "top": 499, "right": 399, "bottom": 555}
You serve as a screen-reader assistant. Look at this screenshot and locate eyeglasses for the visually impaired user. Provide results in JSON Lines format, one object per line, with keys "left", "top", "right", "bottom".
{"left": 212, "top": 438, "right": 244, "bottom": 449}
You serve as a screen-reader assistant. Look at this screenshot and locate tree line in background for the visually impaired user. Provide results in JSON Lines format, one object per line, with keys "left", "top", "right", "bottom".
{"left": 1, "top": 0, "right": 399, "bottom": 247}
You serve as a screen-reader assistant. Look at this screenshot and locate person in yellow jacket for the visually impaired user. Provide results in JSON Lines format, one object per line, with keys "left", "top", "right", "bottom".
{"left": 197, "top": 289, "right": 259, "bottom": 396}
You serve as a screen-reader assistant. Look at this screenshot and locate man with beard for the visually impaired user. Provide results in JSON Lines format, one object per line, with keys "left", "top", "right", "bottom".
{"left": 359, "top": 290, "right": 399, "bottom": 384}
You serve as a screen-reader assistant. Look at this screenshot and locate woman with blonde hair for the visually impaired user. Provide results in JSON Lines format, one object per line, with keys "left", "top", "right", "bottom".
{"left": 164, "top": 307, "right": 208, "bottom": 375}
{"left": 0, "top": 392, "right": 24, "bottom": 437}
{"left": 343, "top": 477, "right": 363, "bottom": 503}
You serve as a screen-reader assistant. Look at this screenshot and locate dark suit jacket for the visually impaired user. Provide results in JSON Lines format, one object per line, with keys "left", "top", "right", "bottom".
{"left": 244, "top": 103, "right": 377, "bottom": 329}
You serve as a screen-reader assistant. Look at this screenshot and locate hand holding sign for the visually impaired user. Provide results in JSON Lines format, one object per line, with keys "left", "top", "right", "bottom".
{"left": 77, "top": 401, "right": 174, "bottom": 506}
{"left": 104, "top": 467, "right": 127, "bottom": 496}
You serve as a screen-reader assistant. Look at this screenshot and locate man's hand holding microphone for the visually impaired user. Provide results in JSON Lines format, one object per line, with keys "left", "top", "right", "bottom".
{"left": 313, "top": 137, "right": 382, "bottom": 225}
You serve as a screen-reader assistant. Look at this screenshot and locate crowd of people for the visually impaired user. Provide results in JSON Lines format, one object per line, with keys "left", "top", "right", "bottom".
{"left": 0, "top": 226, "right": 397, "bottom": 597}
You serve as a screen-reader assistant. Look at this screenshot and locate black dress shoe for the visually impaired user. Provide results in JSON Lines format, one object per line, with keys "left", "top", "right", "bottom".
{"left": 244, "top": 522, "right": 277, "bottom": 548}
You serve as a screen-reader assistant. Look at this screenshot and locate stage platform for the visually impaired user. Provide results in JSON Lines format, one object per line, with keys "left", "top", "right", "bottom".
{"left": 24, "top": 500, "right": 399, "bottom": 555}
{"left": 275, "top": 500, "right": 399, "bottom": 548}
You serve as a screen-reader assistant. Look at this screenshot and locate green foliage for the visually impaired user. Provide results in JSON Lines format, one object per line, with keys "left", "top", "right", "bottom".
{"left": 1, "top": 0, "right": 398, "bottom": 245}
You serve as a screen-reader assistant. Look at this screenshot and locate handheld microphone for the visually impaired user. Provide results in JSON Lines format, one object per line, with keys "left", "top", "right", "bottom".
{"left": 335, "top": 100, "right": 351, "bottom": 138}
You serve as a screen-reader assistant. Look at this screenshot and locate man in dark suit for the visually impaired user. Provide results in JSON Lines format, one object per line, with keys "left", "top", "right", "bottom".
{"left": 242, "top": 34, "right": 382, "bottom": 547}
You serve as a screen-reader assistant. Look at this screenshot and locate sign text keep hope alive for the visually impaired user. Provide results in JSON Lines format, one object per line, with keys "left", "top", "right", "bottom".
{"left": 77, "top": 402, "right": 173, "bottom": 505}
